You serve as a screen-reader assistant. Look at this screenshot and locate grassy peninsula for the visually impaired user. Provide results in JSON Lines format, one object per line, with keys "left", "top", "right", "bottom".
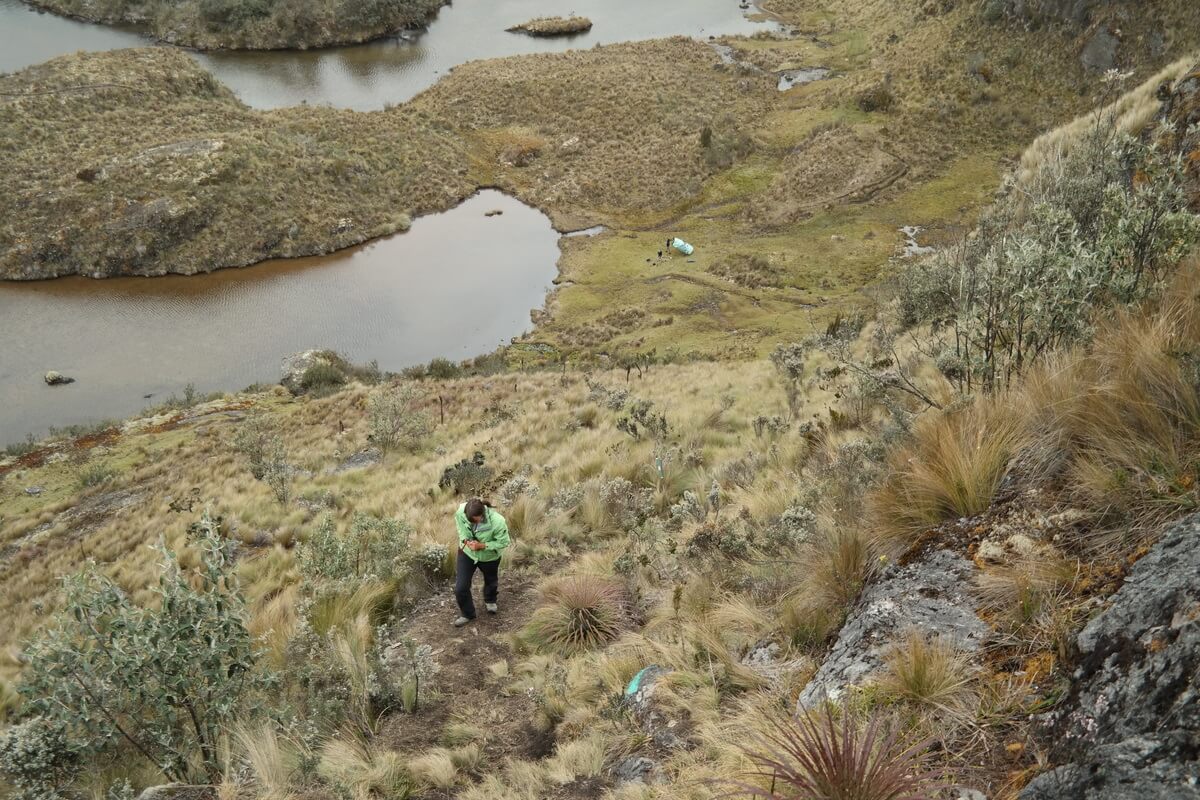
{"left": 23, "top": 0, "right": 445, "bottom": 50}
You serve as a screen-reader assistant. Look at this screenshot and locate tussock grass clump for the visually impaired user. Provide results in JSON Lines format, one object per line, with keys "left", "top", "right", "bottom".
{"left": 0, "top": 677, "right": 18, "bottom": 723}
{"left": 407, "top": 747, "right": 459, "bottom": 790}
{"left": 522, "top": 575, "right": 630, "bottom": 655}
{"left": 77, "top": 462, "right": 118, "bottom": 489}
{"left": 870, "top": 401, "right": 1026, "bottom": 546}
{"left": 319, "top": 734, "right": 412, "bottom": 800}
{"left": 877, "top": 633, "right": 975, "bottom": 712}
{"left": 1062, "top": 292, "right": 1200, "bottom": 537}
{"left": 234, "top": 722, "right": 301, "bottom": 800}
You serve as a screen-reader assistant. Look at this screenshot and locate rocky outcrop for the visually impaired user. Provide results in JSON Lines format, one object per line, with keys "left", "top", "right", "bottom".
{"left": 797, "top": 549, "right": 988, "bottom": 707}
{"left": 1157, "top": 63, "right": 1200, "bottom": 210}
{"left": 984, "top": 0, "right": 1105, "bottom": 28}
{"left": 1021, "top": 514, "right": 1200, "bottom": 799}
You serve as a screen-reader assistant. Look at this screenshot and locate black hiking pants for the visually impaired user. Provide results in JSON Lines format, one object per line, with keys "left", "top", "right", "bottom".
{"left": 455, "top": 549, "right": 500, "bottom": 619}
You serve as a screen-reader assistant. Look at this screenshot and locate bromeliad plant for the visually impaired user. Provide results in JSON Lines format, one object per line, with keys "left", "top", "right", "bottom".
{"left": 1, "top": 513, "right": 274, "bottom": 791}
{"left": 726, "top": 706, "right": 940, "bottom": 800}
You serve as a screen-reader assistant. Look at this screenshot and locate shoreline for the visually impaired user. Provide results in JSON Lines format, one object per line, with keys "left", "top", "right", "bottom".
{"left": 17, "top": 0, "right": 449, "bottom": 52}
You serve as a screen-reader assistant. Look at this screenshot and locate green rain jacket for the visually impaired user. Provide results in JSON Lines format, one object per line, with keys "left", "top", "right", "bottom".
{"left": 455, "top": 503, "right": 510, "bottom": 563}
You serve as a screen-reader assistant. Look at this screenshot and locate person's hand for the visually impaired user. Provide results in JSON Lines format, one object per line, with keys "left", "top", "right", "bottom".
{"left": 468, "top": 540, "right": 486, "bottom": 551}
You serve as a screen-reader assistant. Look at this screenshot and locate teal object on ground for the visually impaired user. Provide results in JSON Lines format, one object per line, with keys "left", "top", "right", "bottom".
{"left": 671, "top": 237, "right": 694, "bottom": 256}
{"left": 626, "top": 665, "right": 658, "bottom": 697}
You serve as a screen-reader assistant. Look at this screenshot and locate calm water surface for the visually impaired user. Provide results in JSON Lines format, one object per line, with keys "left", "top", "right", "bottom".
{"left": 0, "top": 192, "right": 560, "bottom": 441}
{"left": 0, "top": 0, "right": 770, "bottom": 441}
{"left": 0, "top": 0, "right": 777, "bottom": 109}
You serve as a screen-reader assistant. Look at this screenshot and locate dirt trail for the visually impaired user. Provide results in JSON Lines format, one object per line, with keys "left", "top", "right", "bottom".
{"left": 378, "top": 574, "right": 554, "bottom": 780}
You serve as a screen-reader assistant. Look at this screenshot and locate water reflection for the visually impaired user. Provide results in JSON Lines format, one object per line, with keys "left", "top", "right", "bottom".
{"left": 0, "top": 191, "right": 560, "bottom": 441}
{"left": 0, "top": 0, "right": 777, "bottom": 110}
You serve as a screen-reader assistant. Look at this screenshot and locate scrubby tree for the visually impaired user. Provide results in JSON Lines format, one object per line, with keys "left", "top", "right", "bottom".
{"left": 368, "top": 382, "right": 432, "bottom": 453}
{"left": 1, "top": 514, "right": 272, "bottom": 790}
{"left": 897, "top": 121, "right": 1200, "bottom": 393}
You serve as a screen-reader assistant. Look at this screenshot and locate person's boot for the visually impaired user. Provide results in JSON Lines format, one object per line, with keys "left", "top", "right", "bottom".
{"left": 453, "top": 615, "right": 474, "bottom": 627}
{"left": 485, "top": 603, "right": 498, "bottom": 614}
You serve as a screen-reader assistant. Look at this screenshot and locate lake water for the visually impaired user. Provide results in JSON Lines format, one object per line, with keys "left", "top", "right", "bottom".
{"left": 0, "top": 0, "right": 778, "bottom": 109}
{"left": 0, "top": 191, "right": 561, "bottom": 441}
{"left": 0, "top": 0, "right": 774, "bottom": 442}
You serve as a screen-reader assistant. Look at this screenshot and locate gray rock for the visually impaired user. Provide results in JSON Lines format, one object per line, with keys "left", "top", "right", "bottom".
{"left": 24, "top": 486, "right": 43, "bottom": 496}
{"left": 44, "top": 370, "right": 75, "bottom": 385}
{"left": 280, "top": 349, "right": 332, "bottom": 394}
{"left": 334, "top": 448, "right": 382, "bottom": 473}
{"left": 623, "top": 665, "right": 691, "bottom": 749}
{"left": 612, "top": 755, "right": 664, "bottom": 785}
{"left": 136, "top": 785, "right": 216, "bottom": 800}
{"left": 1020, "top": 514, "right": 1200, "bottom": 799}
{"left": 1080, "top": 28, "right": 1119, "bottom": 72}
{"left": 952, "top": 789, "right": 988, "bottom": 800}
{"left": 797, "top": 549, "right": 987, "bottom": 707}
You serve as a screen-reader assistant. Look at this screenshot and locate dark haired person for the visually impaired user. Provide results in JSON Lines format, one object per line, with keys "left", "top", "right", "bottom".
{"left": 452, "top": 497, "right": 510, "bottom": 627}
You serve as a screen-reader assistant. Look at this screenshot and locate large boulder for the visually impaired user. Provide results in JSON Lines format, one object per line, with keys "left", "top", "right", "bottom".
{"left": 797, "top": 549, "right": 988, "bottom": 707}
{"left": 1020, "top": 514, "right": 1200, "bottom": 799}
{"left": 280, "top": 349, "right": 334, "bottom": 394}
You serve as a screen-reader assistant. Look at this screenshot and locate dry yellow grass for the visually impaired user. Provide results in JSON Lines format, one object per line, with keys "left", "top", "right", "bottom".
{"left": 870, "top": 399, "right": 1028, "bottom": 547}
{"left": 1017, "top": 54, "right": 1200, "bottom": 184}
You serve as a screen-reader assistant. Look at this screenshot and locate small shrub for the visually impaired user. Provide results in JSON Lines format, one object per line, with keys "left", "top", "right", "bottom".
{"left": 497, "top": 474, "right": 540, "bottom": 505}
{"left": 299, "top": 513, "right": 411, "bottom": 584}
{"left": 768, "top": 503, "right": 819, "bottom": 548}
{"left": 438, "top": 451, "right": 493, "bottom": 495}
{"left": 728, "top": 706, "right": 938, "bottom": 799}
{"left": 0, "top": 715, "right": 80, "bottom": 800}
{"left": 426, "top": 357, "right": 461, "bottom": 380}
{"left": 262, "top": 440, "right": 291, "bottom": 506}
{"left": 585, "top": 379, "right": 629, "bottom": 411}
{"left": 685, "top": 520, "right": 753, "bottom": 560}
{"left": 4, "top": 434, "right": 38, "bottom": 458}
{"left": 77, "top": 462, "right": 117, "bottom": 489}
{"left": 300, "top": 361, "right": 346, "bottom": 394}
{"left": 368, "top": 382, "right": 432, "bottom": 453}
{"left": 232, "top": 413, "right": 278, "bottom": 480}
{"left": 770, "top": 342, "right": 807, "bottom": 412}
{"left": 14, "top": 514, "right": 272, "bottom": 784}
{"left": 617, "top": 399, "right": 671, "bottom": 441}
{"left": 522, "top": 576, "right": 629, "bottom": 655}
{"left": 416, "top": 543, "right": 453, "bottom": 579}
{"left": 856, "top": 82, "right": 895, "bottom": 112}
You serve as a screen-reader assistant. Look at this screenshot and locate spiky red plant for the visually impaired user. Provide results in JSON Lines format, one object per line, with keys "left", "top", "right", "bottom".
{"left": 725, "top": 706, "right": 941, "bottom": 800}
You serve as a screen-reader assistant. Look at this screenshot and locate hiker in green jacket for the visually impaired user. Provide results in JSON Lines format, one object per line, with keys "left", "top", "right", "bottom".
{"left": 453, "top": 497, "right": 510, "bottom": 627}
